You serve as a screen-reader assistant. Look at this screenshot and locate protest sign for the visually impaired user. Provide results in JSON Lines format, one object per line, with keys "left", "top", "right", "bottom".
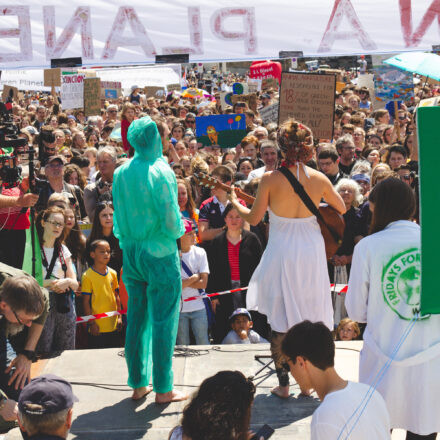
{"left": 232, "top": 83, "right": 248, "bottom": 95}
{"left": 231, "top": 94, "right": 258, "bottom": 112}
{"left": 373, "top": 65, "right": 414, "bottom": 105}
{"left": 418, "top": 97, "right": 440, "bottom": 108}
{"left": 83, "top": 77, "right": 101, "bottom": 116}
{"left": 1, "top": 85, "right": 18, "bottom": 102}
{"left": 247, "top": 78, "right": 262, "bottom": 93}
{"left": 259, "top": 103, "right": 279, "bottom": 125}
{"left": 220, "top": 92, "right": 233, "bottom": 110}
{"left": 167, "top": 83, "right": 181, "bottom": 93}
{"left": 101, "top": 81, "right": 122, "bottom": 99}
{"left": 279, "top": 72, "right": 335, "bottom": 140}
{"left": 144, "top": 86, "right": 166, "bottom": 98}
{"left": 196, "top": 114, "right": 246, "bottom": 149}
{"left": 250, "top": 61, "right": 282, "bottom": 85}
{"left": 61, "top": 71, "right": 85, "bottom": 110}
{"left": 44, "top": 68, "right": 61, "bottom": 87}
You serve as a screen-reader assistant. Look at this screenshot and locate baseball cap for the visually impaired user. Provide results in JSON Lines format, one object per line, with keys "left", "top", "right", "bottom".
{"left": 46, "top": 155, "right": 66, "bottom": 166}
{"left": 18, "top": 374, "right": 78, "bottom": 415}
{"left": 261, "top": 93, "right": 271, "bottom": 99}
{"left": 183, "top": 218, "right": 194, "bottom": 234}
{"left": 229, "top": 308, "right": 252, "bottom": 321}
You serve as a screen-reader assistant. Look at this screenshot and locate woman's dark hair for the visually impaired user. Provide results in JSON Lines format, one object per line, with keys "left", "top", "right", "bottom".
{"left": 64, "top": 163, "right": 87, "bottom": 190}
{"left": 222, "top": 203, "right": 239, "bottom": 221}
{"left": 237, "top": 157, "right": 255, "bottom": 172}
{"left": 369, "top": 177, "right": 416, "bottom": 234}
{"left": 64, "top": 207, "right": 86, "bottom": 264}
{"left": 181, "top": 371, "right": 256, "bottom": 440}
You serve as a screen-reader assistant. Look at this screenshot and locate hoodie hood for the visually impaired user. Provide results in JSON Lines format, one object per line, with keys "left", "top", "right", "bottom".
{"left": 127, "top": 116, "right": 163, "bottom": 162}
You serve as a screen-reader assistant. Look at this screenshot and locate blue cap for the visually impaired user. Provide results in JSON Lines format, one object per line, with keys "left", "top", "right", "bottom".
{"left": 229, "top": 308, "right": 252, "bottom": 321}
{"left": 18, "top": 374, "right": 78, "bottom": 415}
{"left": 351, "top": 173, "right": 370, "bottom": 183}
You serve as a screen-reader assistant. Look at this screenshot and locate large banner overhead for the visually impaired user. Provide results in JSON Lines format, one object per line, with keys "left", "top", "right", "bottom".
{"left": 0, "top": 0, "right": 438, "bottom": 69}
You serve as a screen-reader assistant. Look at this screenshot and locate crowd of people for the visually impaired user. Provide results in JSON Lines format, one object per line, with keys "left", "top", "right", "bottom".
{"left": 0, "top": 61, "right": 438, "bottom": 439}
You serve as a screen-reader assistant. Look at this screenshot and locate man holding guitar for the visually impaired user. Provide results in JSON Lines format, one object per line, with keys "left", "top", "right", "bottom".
{"left": 228, "top": 119, "right": 346, "bottom": 399}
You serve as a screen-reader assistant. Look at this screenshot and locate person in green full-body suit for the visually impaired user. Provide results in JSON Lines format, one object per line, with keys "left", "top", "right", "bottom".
{"left": 112, "top": 116, "right": 188, "bottom": 403}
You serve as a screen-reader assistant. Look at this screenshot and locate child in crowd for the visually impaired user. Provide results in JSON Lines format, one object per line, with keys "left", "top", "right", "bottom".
{"left": 177, "top": 219, "right": 210, "bottom": 345}
{"left": 222, "top": 308, "right": 269, "bottom": 344}
{"left": 81, "top": 240, "right": 122, "bottom": 348}
{"left": 336, "top": 318, "right": 360, "bottom": 341}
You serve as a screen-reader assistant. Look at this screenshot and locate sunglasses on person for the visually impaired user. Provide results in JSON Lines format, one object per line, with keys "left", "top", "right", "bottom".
{"left": 186, "top": 119, "right": 196, "bottom": 124}
{"left": 400, "top": 174, "right": 411, "bottom": 181}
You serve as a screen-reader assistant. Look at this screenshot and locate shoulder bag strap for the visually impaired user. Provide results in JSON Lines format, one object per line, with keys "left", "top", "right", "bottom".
{"left": 43, "top": 247, "right": 59, "bottom": 280}
{"left": 278, "top": 166, "right": 340, "bottom": 243}
{"left": 181, "top": 259, "right": 204, "bottom": 294}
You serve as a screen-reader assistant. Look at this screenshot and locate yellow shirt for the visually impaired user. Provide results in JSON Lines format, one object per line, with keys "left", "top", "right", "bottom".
{"left": 81, "top": 267, "right": 119, "bottom": 333}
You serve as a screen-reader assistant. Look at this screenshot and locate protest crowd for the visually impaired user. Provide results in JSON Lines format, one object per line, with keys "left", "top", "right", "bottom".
{"left": 0, "top": 59, "right": 438, "bottom": 440}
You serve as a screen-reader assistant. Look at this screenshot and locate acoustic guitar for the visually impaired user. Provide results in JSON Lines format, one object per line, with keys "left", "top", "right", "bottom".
{"left": 194, "top": 171, "right": 345, "bottom": 260}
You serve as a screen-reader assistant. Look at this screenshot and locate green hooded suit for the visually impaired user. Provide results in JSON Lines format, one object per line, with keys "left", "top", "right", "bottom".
{"left": 112, "top": 116, "right": 184, "bottom": 392}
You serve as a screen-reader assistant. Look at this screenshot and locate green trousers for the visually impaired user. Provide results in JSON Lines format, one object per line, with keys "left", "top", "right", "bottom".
{"left": 123, "top": 244, "right": 181, "bottom": 393}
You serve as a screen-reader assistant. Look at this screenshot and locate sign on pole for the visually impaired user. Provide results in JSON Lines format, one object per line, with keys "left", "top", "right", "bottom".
{"left": 83, "top": 78, "right": 101, "bottom": 116}
{"left": 279, "top": 72, "right": 335, "bottom": 140}
{"left": 61, "top": 72, "right": 85, "bottom": 110}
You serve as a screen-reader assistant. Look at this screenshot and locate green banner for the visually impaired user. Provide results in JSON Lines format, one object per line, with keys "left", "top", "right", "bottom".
{"left": 418, "top": 106, "right": 440, "bottom": 315}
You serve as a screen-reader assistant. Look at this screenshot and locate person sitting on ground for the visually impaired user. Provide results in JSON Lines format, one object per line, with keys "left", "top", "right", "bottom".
{"left": 336, "top": 318, "right": 360, "bottom": 341}
{"left": 17, "top": 374, "right": 77, "bottom": 440}
{"left": 168, "top": 370, "right": 256, "bottom": 440}
{"left": 81, "top": 240, "right": 122, "bottom": 349}
{"left": 281, "top": 320, "right": 390, "bottom": 439}
{"left": 222, "top": 308, "right": 269, "bottom": 344}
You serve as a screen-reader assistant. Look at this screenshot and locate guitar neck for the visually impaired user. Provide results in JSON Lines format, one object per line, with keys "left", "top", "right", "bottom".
{"left": 217, "top": 181, "right": 255, "bottom": 205}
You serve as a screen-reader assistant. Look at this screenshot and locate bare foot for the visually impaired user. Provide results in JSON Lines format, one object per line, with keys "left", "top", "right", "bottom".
{"left": 270, "top": 385, "right": 290, "bottom": 399}
{"left": 155, "top": 389, "right": 189, "bottom": 404}
{"left": 131, "top": 386, "right": 153, "bottom": 401}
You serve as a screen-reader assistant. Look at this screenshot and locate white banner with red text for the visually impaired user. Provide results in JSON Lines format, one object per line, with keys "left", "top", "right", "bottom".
{"left": 0, "top": 0, "right": 438, "bottom": 69}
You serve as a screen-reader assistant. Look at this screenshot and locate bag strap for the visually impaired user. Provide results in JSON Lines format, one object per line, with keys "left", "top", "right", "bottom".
{"left": 278, "top": 166, "right": 341, "bottom": 243}
{"left": 42, "top": 247, "right": 59, "bottom": 280}
{"left": 181, "top": 258, "right": 204, "bottom": 295}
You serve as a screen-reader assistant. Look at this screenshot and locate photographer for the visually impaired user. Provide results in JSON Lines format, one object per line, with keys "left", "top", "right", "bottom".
{"left": 0, "top": 266, "right": 48, "bottom": 423}
{"left": 0, "top": 186, "right": 38, "bottom": 269}
{"left": 84, "top": 147, "right": 116, "bottom": 222}
{"left": 35, "top": 156, "right": 86, "bottom": 221}
{"left": 36, "top": 126, "right": 56, "bottom": 168}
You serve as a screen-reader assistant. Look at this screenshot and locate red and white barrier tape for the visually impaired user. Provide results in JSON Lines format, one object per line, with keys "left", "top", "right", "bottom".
{"left": 76, "top": 284, "right": 349, "bottom": 323}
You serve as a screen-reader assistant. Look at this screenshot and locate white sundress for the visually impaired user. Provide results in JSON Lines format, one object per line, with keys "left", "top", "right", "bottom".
{"left": 246, "top": 208, "right": 333, "bottom": 333}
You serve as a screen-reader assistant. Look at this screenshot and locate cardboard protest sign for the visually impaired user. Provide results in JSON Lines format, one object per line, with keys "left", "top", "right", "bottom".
{"left": 247, "top": 78, "right": 262, "bottom": 93}
{"left": 101, "top": 81, "right": 122, "bottom": 99}
{"left": 231, "top": 94, "right": 258, "bottom": 112}
{"left": 144, "top": 86, "right": 166, "bottom": 99}
{"left": 259, "top": 103, "right": 279, "bottom": 125}
{"left": 196, "top": 114, "right": 246, "bottom": 149}
{"left": 44, "top": 68, "right": 61, "bottom": 87}
{"left": 167, "top": 83, "right": 181, "bottom": 93}
{"left": 2, "top": 85, "right": 18, "bottom": 102}
{"left": 83, "top": 78, "right": 101, "bottom": 116}
{"left": 373, "top": 65, "right": 414, "bottom": 105}
{"left": 279, "top": 72, "right": 336, "bottom": 140}
{"left": 61, "top": 71, "right": 85, "bottom": 110}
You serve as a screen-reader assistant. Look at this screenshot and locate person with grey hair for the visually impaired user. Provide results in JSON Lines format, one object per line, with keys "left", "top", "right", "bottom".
{"left": 105, "top": 105, "right": 118, "bottom": 124}
{"left": 336, "top": 134, "right": 357, "bottom": 175}
{"left": 83, "top": 147, "right": 117, "bottom": 222}
{"left": 246, "top": 140, "right": 279, "bottom": 181}
{"left": 17, "top": 374, "right": 77, "bottom": 439}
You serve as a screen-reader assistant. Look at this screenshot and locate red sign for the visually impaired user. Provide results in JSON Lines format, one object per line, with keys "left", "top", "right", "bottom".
{"left": 249, "top": 61, "right": 282, "bottom": 84}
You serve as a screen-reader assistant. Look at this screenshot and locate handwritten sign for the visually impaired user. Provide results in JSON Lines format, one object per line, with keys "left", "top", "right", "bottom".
{"left": 83, "top": 78, "right": 101, "bottom": 116}
{"left": 247, "top": 78, "right": 262, "bottom": 93}
{"left": 259, "top": 103, "right": 279, "bottom": 125}
{"left": 2, "top": 85, "right": 18, "bottom": 102}
{"left": 144, "top": 86, "right": 166, "bottom": 99}
{"left": 101, "top": 81, "right": 121, "bottom": 99}
{"left": 231, "top": 94, "right": 258, "bottom": 112}
{"left": 61, "top": 72, "right": 85, "bottom": 110}
{"left": 167, "top": 83, "right": 181, "bottom": 93}
{"left": 279, "top": 72, "right": 335, "bottom": 140}
{"left": 44, "top": 68, "right": 61, "bottom": 87}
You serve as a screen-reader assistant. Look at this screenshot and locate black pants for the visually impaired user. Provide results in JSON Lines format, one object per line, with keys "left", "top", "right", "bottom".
{"left": 0, "top": 229, "right": 26, "bottom": 269}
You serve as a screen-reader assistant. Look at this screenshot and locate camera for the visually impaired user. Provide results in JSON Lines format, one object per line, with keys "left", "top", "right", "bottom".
{"left": 97, "top": 180, "right": 111, "bottom": 190}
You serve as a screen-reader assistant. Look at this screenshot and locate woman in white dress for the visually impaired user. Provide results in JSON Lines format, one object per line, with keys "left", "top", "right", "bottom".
{"left": 229, "top": 119, "right": 345, "bottom": 398}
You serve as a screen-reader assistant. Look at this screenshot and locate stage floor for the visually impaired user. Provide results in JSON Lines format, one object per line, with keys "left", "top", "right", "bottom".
{"left": 6, "top": 342, "right": 418, "bottom": 439}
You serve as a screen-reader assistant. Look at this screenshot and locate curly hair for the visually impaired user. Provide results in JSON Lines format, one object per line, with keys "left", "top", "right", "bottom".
{"left": 181, "top": 371, "right": 256, "bottom": 440}
{"left": 277, "top": 119, "right": 314, "bottom": 165}
{"left": 64, "top": 163, "right": 87, "bottom": 190}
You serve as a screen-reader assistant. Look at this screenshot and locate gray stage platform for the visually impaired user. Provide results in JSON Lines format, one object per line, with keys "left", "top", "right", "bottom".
{"left": 5, "top": 341, "right": 412, "bottom": 439}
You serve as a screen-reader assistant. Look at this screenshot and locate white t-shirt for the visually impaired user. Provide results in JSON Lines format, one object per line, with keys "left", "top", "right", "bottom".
{"left": 311, "top": 381, "right": 390, "bottom": 440}
{"left": 42, "top": 245, "right": 71, "bottom": 280}
{"left": 181, "top": 246, "right": 209, "bottom": 313}
{"left": 222, "top": 329, "right": 269, "bottom": 344}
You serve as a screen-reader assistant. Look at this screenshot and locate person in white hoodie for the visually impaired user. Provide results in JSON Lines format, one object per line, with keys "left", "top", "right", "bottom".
{"left": 346, "top": 177, "right": 440, "bottom": 440}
